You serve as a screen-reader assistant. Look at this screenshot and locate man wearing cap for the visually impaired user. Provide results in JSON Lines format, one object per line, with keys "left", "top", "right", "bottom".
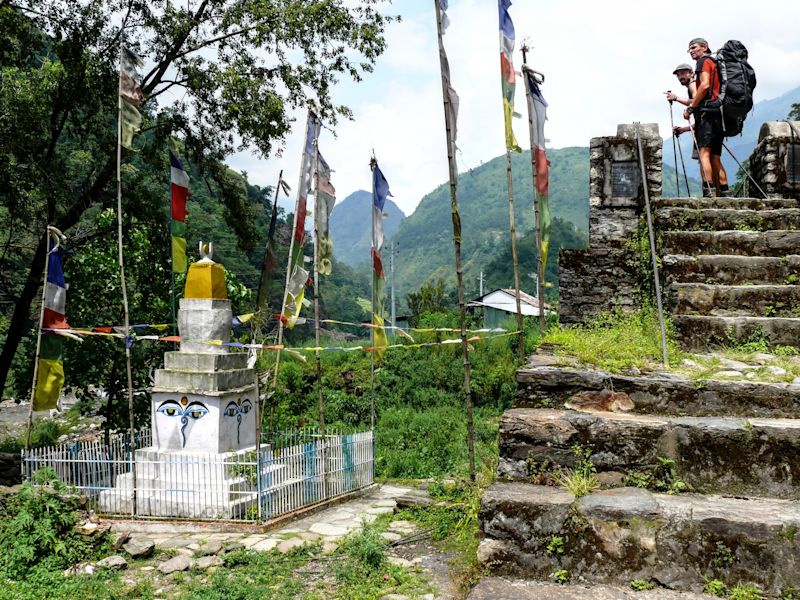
{"left": 683, "top": 37, "right": 729, "bottom": 197}
{"left": 666, "top": 63, "right": 696, "bottom": 137}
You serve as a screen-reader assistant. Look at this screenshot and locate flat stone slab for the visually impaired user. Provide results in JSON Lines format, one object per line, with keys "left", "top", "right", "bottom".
{"left": 661, "top": 230, "right": 800, "bottom": 257}
{"left": 671, "top": 282, "right": 800, "bottom": 317}
{"left": 654, "top": 197, "right": 799, "bottom": 210}
{"left": 497, "top": 408, "right": 800, "bottom": 498}
{"left": 656, "top": 207, "right": 800, "bottom": 232}
{"left": 662, "top": 254, "right": 800, "bottom": 285}
{"left": 515, "top": 364, "right": 800, "bottom": 418}
{"left": 478, "top": 483, "right": 800, "bottom": 595}
{"left": 673, "top": 315, "right": 800, "bottom": 350}
{"left": 468, "top": 578, "right": 717, "bottom": 600}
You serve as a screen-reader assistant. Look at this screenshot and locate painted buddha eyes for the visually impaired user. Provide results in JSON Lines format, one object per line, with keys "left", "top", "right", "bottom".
{"left": 157, "top": 401, "right": 182, "bottom": 417}
{"left": 186, "top": 405, "right": 208, "bottom": 419}
{"left": 224, "top": 399, "right": 253, "bottom": 417}
{"left": 157, "top": 400, "right": 208, "bottom": 420}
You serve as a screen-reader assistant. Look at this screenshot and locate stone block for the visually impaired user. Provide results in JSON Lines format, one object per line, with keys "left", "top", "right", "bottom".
{"left": 478, "top": 483, "right": 800, "bottom": 594}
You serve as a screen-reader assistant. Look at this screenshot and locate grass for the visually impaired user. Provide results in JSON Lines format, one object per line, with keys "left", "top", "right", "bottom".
{"left": 542, "top": 307, "right": 683, "bottom": 372}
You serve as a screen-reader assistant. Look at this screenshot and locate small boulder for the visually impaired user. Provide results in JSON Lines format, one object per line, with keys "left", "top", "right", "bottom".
{"left": 97, "top": 555, "right": 128, "bottom": 571}
{"left": 123, "top": 537, "right": 156, "bottom": 559}
{"left": 194, "top": 555, "right": 223, "bottom": 570}
{"left": 158, "top": 554, "right": 192, "bottom": 574}
{"left": 196, "top": 540, "right": 224, "bottom": 556}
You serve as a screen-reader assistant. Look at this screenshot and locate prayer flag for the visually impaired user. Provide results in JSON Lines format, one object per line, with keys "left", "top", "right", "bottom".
{"left": 371, "top": 163, "right": 392, "bottom": 359}
{"left": 119, "top": 42, "right": 143, "bottom": 149}
{"left": 33, "top": 242, "right": 69, "bottom": 410}
{"left": 169, "top": 150, "right": 190, "bottom": 273}
{"left": 315, "top": 152, "right": 336, "bottom": 276}
{"left": 524, "top": 68, "right": 551, "bottom": 266}
{"left": 438, "top": 1, "right": 460, "bottom": 147}
{"left": 282, "top": 110, "right": 320, "bottom": 328}
{"left": 498, "top": 0, "right": 522, "bottom": 153}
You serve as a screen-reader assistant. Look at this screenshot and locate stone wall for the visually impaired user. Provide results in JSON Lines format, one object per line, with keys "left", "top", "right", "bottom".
{"left": 750, "top": 120, "right": 800, "bottom": 200}
{"left": 558, "top": 123, "right": 662, "bottom": 324}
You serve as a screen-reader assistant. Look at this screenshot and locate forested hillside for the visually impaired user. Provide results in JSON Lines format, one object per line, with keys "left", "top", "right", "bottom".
{"left": 389, "top": 147, "right": 590, "bottom": 306}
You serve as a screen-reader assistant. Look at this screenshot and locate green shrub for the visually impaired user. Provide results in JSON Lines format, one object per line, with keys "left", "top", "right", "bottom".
{"left": 630, "top": 579, "right": 656, "bottom": 590}
{"left": 728, "top": 583, "right": 764, "bottom": 600}
{"left": 337, "top": 521, "right": 387, "bottom": 573}
{"left": 0, "top": 468, "right": 106, "bottom": 580}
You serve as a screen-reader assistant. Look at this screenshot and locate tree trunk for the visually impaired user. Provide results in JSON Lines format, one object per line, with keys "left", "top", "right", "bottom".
{"left": 0, "top": 234, "right": 47, "bottom": 399}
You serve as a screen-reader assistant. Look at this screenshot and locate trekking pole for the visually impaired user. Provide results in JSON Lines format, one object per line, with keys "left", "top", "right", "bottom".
{"left": 667, "top": 100, "right": 681, "bottom": 195}
{"left": 722, "top": 141, "right": 767, "bottom": 199}
{"left": 688, "top": 123, "right": 715, "bottom": 197}
{"left": 675, "top": 131, "right": 691, "bottom": 197}
{"left": 634, "top": 123, "right": 669, "bottom": 367}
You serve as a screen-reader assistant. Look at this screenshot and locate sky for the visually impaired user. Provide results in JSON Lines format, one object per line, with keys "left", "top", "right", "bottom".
{"left": 227, "top": 0, "right": 800, "bottom": 216}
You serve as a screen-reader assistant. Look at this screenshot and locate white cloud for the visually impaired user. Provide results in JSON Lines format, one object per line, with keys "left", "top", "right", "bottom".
{"left": 228, "top": 0, "right": 800, "bottom": 215}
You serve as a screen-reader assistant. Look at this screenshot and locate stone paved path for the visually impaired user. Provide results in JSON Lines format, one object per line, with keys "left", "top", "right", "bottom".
{"left": 107, "top": 483, "right": 455, "bottom": 599}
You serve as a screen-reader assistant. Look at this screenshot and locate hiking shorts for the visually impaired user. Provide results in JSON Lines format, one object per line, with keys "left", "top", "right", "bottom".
{"left": 695, "top": 111, "right": 723, "bottom": 156}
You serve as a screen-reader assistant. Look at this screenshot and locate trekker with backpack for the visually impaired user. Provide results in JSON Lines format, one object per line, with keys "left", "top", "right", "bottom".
{"left": 683, "top": 37, "right": 730, "bottom": 197}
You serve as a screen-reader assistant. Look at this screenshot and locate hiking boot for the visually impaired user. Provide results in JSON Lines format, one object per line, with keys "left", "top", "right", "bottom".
{"left": 702, "top": 188, "right": 714, "bottom": 198}
{"left": 718, "top": 185, "right": 731, "bottom": 197}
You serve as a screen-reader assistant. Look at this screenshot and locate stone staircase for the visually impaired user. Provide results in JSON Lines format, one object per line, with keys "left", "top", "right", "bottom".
{"left": 656, "top": 196, "right": 800, "bottom": 349}
{"left": 472, "top": 200, "right": 800, "bottom": 598}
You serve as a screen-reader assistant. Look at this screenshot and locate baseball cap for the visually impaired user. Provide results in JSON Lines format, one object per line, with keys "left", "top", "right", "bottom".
{"left": 688, "top": 37, "right": 708, "bottom": 48}
{"left": 673, "top": 63, "right": 693, "bottom": 74}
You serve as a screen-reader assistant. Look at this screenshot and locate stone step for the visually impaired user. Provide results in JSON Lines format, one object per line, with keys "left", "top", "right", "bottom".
{"left": 467, "top": 578, "right": 718, "bottom": 599}
{"left": 673, "top": 315, "right": 800, "bottom": 349}
{"left": 477, "top": 482, "right": 800, "bottom": 595}
{"left": 662, "top": 254, "right": 800, "bottom": 285}
{"left": 655, "top": 207, "right": 800, "bottom": 232}
{"left": 516, "top": 365, "right": 800, "bottom": 418}
{"left": 661, "top": 230, "right": 800, "bottom": 257}
{"left": 496, "top": 408, "right": 800, "bottom": 499}
{"left": 670, "top": 282, "right": 800, "bottom": 317}
{"left": 654, "top": 197, "right": 800, "bottom": 210}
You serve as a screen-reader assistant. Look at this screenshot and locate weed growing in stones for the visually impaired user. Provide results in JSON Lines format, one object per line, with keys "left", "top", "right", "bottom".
{"left": 546, "top": 536, "right": 565, "bottom": 555}
{"left": 714, "top": 541, "right": 735, "bottom": 568}
{"left": 782, "top": 586, "right": 800, "bottom": 599}
{"left": 556, "top": 445, "right": 599, "bottom": 497}
{"left": 704, "top": 579, "right": 728, "bottom": 597}
{"left": 630, "top": 579, "right": 656, "bottom": 591}
{"left": 778, "top": 524, "right": 799, "bottom": 541}
{"left": 553, "top": 569, "right": 569, "bottom": 584}
{"left": 652, "top": 457, "right": 688, "bottom": 494}
{"left": 727, "top": 583, "right": 765, "bottom": 600}
{"left": 337, "top": 521, "right": 387, "bottom": 573}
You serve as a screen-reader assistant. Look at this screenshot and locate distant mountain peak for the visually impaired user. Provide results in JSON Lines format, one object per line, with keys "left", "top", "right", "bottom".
{"left": 329, "top": 190, "right": 405, "bottom": 266}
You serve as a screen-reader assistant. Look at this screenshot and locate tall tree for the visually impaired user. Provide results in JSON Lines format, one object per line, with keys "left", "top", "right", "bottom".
{"left": 0, "top": 0, "right": 393, "bottom": 397}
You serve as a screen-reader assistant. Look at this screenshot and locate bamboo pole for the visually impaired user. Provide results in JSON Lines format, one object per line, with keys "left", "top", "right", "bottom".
{"left": 504, "top": 150, "right": 525, "bottom": 360}
{"left": 635, "top": 123, "right": 669, "bottom": 367}
{"left": 259, "top": 169, "right": 285, "bottom": 441}
{"left": 311, "top": 136, "right": 328, "bottom": 499}
{"left": 116, "top": 39, "right": 138, "bottom": 516}
{"left": 369, "top": 155, "right": 377, "bottom": 434}
{"left": 271, "top": 113, "right": 313, "bottom": 439}
{"left": 434, "top": 0, "right": 475, "bottom": 481}
{"left": 520, "top": 46, "right": 547, "bottom": 334}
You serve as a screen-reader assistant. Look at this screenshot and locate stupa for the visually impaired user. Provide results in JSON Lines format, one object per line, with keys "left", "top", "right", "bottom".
{"left": 100, "top": 243, "right": 259, "bottom": 518}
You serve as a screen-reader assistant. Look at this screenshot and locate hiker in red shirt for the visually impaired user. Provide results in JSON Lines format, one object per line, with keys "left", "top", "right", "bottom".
{"left": 683, "top": 37, "right": 730, "bottom": 197}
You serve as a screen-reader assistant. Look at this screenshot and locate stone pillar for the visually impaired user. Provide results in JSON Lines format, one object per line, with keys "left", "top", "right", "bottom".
{"left": 749, "top": 121, "right": 800, "bottom": 199}
{"left": 558, "top": 124, "right": 662, "bottom": 324}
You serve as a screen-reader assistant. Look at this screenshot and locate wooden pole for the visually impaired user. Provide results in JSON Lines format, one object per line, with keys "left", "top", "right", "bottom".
{"left": 635, "top": 123, "right": 669, "bottom": 367}
{"left": 369, "top": 157, "right": 377, "bottom": 433}
{"left": 504, "top": 150, "right": 525, "bottom": 360}
{"left": 434, "top": 0, "right": 475, "bottom": 481}
{"left": 521, "top": 46, "right": 547, "bottom": 335}
{"left": 116, "top": 38, "right": 137, "bottom": 515}
{"left": 272, "top": 113, "right": 313, "bottom": 438}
